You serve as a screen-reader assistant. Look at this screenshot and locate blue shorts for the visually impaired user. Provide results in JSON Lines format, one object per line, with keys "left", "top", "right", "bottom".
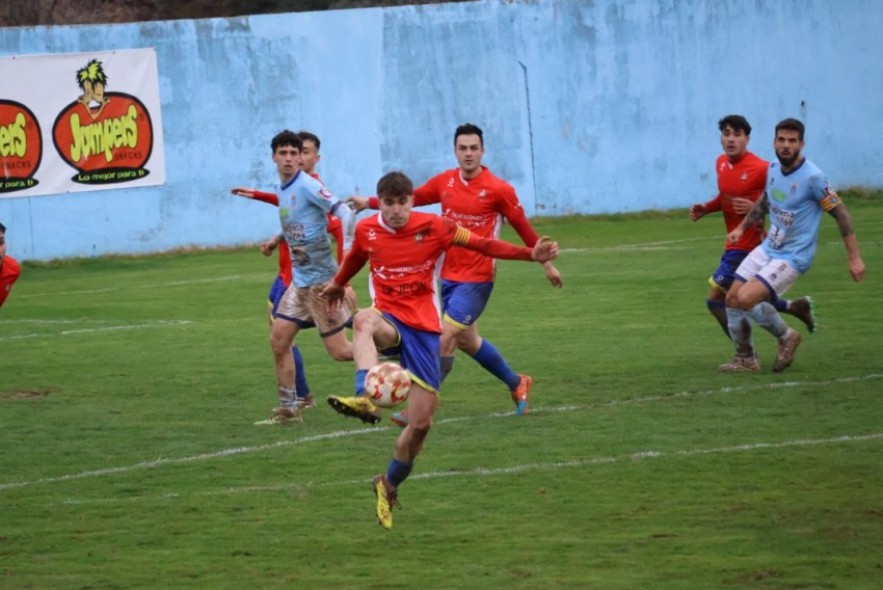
{"left": 380, "top": 311, "right": 441, "bottom": 394}
{"left": 268, "top": 276, "right": 287, "bottom": 315}
{"left": 441, "top": 280, "right": 494, "bottom": 328}
{"left": 709, "top": 250, "right": 750, "bottom": 293}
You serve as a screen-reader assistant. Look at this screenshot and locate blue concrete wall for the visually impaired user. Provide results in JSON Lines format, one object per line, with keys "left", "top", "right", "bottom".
{"left": 1, "top": 0, "right": 881, "bottom": 261}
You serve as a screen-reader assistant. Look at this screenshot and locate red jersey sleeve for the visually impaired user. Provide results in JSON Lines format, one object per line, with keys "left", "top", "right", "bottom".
{"left": 249, "top": 190, "right": 280, "bottom": 206}
{"left": 492, "top": 182, "right": 539, "bottom": 246}
{"left": 0, "top": 256, "right": 22, "bottom": 308}
{"left": 332, "top": 226, "right": 370, "bottom": 286}
{"left": 446, "top": 219, "right": 534, "bottom": 261}
{"left": 326, "top": 213, "right": 345, "bottom": 262}
{"left": 413, "top": 176, "right": 443, "bottom": 207}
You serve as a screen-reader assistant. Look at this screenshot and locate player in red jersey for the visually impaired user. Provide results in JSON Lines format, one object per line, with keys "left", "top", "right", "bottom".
{"left": 324, "top": 171, "right": 558, "bottom": 529}
{"left": 0, "top": 222, "right": 21, "bottom": 310}
{"left": 690, "top": 115, "right": 815, "bottom": 368}
{"left": 350, "top": 123, "right": 562, "bottom": 421}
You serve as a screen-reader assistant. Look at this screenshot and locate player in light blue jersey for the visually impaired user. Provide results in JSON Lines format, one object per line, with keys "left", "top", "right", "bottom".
{"left": 721, "top": 118, "right": 866, "bottom": 373}
{"left": 240, "top": 130, "right": 357, "bottom": 424}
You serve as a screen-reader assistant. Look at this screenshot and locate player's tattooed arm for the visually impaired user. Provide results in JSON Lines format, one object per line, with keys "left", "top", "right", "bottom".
{"left": 743, "top": 193, "right": 769, "bottom": 226}
{"left": 828, "top": 202, "right": 856, "bottom": 237}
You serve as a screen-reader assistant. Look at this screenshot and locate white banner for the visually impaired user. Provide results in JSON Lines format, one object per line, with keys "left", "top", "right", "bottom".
{"left": 0, "top": 48, "right": 165, "bottom": 198}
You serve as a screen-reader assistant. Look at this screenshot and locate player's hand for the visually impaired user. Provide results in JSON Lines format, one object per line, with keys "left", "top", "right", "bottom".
{"left": 730, "top": 196, "right": 754, "bottom": 215}
{"left": 231, "top": 187, "right": 257, "bottom": 198}
{"left": 542, "top": 261, "right": 563, "bottom": 288}
{"left": 320, "top": 282, "right": 346, "bottom": 313}
{"left": 531, "top": 236, "right": 558, "bottom": 263}
{"left": 727, "top": 227, "right": 744, "bottom": 244}
{"left": 260, "top": 237, "right": 278, "bottom": 256}
{"left": 848, "top": 256, "right": 866, "bottom": 282}
{"left": 346, "top": 196, "right": 371, "bottom": 212}
{"left": 689, "top": 203, "right": 707, "bottom": 221}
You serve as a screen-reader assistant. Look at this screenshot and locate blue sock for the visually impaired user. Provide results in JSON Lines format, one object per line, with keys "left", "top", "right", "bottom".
{"left": 292, "top": 345, "right": 310, "bottom": 396}
{"left": 387, "top": 457, "right": 413, "bottom": 488}
{"left": 440, "top": 356, "right": 455, "bottom": 384}
{"left": 771, "top": 297, "right": 789, "bottom": 313}
{"left": 472, "top": 339, "right": 520, "bottom": 391}
{"left": 355, "top": 368, "right": 368, "bottom": 396}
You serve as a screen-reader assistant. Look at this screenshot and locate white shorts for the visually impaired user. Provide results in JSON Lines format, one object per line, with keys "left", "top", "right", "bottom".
{"left": 275, "top": 282, "right": 351, "bottom": 336}
{"left": 734, "top": 247, "right": 801, "bottom": 298}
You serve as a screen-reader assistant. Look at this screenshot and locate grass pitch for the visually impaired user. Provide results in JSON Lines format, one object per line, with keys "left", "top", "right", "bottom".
{"left": 1, "top": 195, "right": 881, "bottom": 589}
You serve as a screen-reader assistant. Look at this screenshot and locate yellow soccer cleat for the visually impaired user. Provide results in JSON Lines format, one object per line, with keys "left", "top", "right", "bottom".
{"left": 326, "top": 395, "right": 381, "bottom": 425}
{"left": 372, "top": 474, "right": 398, "bottom": 530}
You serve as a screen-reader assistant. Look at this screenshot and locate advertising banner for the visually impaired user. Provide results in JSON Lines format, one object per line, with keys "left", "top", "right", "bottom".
{"left": 0, "top": 48, "right": 165, "bottom": 198}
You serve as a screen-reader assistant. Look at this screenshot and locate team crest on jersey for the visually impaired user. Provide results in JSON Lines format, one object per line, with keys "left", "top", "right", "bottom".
{"left": 478, "top": 190, "right": 487, "bottom": 199}
{"left": 447, "top": 178, "right": 455, "bottom": 188}
{"left": 740, "top": 172, "right": 748, "bottom": 182}
{"left": 415, "top": 231, "right": 425, "bottom": 243}
{"left": 790, "top": 183, "right": 797, "bottom": 195}
{"left": 367, "top": 229, "right": 377, "bottom": 241}
{"left": 318, "top": 187, "right": 333, "bottom": 200}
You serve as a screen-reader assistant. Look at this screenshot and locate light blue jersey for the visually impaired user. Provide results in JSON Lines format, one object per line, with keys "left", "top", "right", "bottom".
{"left": 277, "top": 171, "right": 354, "bottom": 288}
{"left": 760, "top": 158, "right": 840, "bottom": 273}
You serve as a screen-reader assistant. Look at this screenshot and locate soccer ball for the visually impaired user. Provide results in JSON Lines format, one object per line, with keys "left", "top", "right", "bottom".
{"left": 365, "top": 362, "right": 411, "bottom": 408}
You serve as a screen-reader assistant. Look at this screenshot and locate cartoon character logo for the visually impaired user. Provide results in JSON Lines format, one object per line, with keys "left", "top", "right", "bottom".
{"left": 52, "top": 58, "right": 154, "bottom": 184}
{"left": 76, "top": 59, "right": 111, "bottom": 120}
{"left": 0, "top": 100, "right": 42, "bottom": 193}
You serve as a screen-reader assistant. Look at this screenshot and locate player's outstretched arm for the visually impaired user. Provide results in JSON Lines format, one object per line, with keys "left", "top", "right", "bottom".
{"left": 453, "top": 223, "right": 558, "bottom": 263}
{"left": 231, "top": 187, "right": 280, "bottom": 206}
{"left": 346, "top": 196, "right": 372, "bottom": 212}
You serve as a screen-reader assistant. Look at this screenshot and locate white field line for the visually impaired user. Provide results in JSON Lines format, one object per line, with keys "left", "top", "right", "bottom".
{"left": 560, "top": 236, "right": 717, "bottom": 253}
{"left": 14, "top": 274, "right": 243, "bottom": 299}
{"left": 0, "top": 320, "right": 193, "bottom": 342}
{"left": 57, "top": 432, "right": 883, "bottom": 505}
{"left": 2, "top": 373, "right": 880, "bottom": 496}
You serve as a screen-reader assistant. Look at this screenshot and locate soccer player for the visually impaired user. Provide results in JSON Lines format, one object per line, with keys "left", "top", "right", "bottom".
{"left": 233, "top": 130, "right": 356, "bottom": 423}
{"left": 323, "top": 171, "right": 558, "bottom": 529}
{"left": 0, "top": 222, "right": 21, "bottom": 310}
{"left": 233, "top": 130, "right": 354, "bottom": 412}
{"left": 723, "top": 118, "right": 865, "bottom": 372}
{"left": 690, "top": 115, "right": 815, "bottom": 341}
{"left": 349, "top": 123, "right": 562, "bottom": 421}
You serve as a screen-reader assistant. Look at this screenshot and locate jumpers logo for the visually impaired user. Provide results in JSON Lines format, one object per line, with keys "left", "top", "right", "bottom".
{"left": 0, "top": 100, "right": 42, "bottom": 193}
{"left": 52, "top": 59, "right": 154, "bottom": 184}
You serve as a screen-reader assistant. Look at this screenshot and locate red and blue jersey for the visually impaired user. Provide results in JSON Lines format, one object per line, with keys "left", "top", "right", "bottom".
{"left": 334, "top": 212, "right": 534, "bottom": 333}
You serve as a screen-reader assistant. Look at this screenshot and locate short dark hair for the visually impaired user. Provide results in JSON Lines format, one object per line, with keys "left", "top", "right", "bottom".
{"left": 297, "top": 130, "right": 320, "bottom": 150}
{"left": 775, "top": 118, "right": 805, "bottom": 140}
{"left": 376, "top": 171, "right": 413, "bottom": 199}
{"left": 0, "top": 222, "right": 6, "bottom": 233}
{"left": 718, "top": 114, "right": 752, "bottom": 135}
{"left": 454, "top": 123, "right": 484, "bottom": 147}
{"left": 270, "top": 130, "right": 302, "bottom": 153}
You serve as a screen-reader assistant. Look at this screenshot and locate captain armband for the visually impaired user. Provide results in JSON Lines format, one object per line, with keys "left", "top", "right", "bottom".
{"left": 452, "top": 226, "right": 472, "bottom": 246}
{"left": 820, "top": 190, "right": 842, "bottom": 212}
